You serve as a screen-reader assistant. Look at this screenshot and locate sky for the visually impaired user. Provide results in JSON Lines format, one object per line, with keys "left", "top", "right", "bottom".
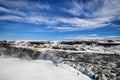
{"left": 0, "top": 0, "right": 120, "bottom": 40}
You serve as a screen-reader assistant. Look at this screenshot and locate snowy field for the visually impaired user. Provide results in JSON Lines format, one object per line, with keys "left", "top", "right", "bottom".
{"left": 0, "top": 58, "right": 91, "bottom": 80}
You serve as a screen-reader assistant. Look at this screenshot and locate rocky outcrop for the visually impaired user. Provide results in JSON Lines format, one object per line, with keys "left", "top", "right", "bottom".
{"left": 55, "top": 51, "right": 120, "bottom": 80}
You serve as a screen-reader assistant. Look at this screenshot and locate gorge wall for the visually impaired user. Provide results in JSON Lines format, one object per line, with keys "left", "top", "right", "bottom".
{"left": 0, "top": 40, "right": 120, "bottom": 80}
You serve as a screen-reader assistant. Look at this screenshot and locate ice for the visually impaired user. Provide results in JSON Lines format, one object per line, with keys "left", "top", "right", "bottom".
{"left": 38, "top": 52, "right": 60, "bottom": 64}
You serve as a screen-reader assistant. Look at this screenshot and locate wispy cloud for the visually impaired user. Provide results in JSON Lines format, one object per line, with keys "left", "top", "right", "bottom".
{"left": 0, "top": 14, "right": 114, "bottom": 31}
{"left": 66, "top": 34, "right": 120, "bottom": 40}
{"left": 64, "top": 0, "right": 120, "bottom": 19}
{"left": 63, "top": 1, "right": 83, "bottom": 16}
{"left": 106, "top": 36, "right": 120, "bottom": 40}
{"left": 0, "top": 0, "right": 50, "bottom": 18}
{"left": 94, "top": 0, "right": 120, "bottom": 18}
{"left": 0, "top": 0, "right": 119, "bottom": 32}
{"left": 60, "top": 0, "right": 120, "bottom": 31}
{"left": 46, "top": 17, "right": 110, "bottom": 31}
{"left": 0, "top": 6, "right": 26, "bottom": 16}
{"left": 0, "top": 0, "right": 50, "bottom": 10}
{"left": 0, "top": 15, "right": 24, "bottom": 21}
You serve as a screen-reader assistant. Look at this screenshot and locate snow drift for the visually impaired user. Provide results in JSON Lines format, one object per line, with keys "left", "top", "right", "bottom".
{"left": 0, "top": 58, "right": 91, "bottom": 80}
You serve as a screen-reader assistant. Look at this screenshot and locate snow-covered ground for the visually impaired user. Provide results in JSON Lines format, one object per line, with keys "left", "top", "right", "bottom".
{"left": 0, "top": 58, "right": 91, "bottom": 80}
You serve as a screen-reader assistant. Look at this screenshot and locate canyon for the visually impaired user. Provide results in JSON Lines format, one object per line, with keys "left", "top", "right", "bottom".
{"left": 0, "top": 40, "right": 120, "bottom": 80}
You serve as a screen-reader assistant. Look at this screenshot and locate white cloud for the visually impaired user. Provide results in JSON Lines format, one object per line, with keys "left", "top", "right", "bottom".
{"left": 89, "top": 34, "right": 98, "bottom": 37}
{"left": 64, "top": 0, "right": 120, "bottom": 19}
{"left": 66, "top": 34, "right": 120, "bottom": 40}
{"left": 48, "top": 17, "right": 109, "bottom": 31}
{"left": 0, "top": 7, "right": 11, "bottom": 12}
{"left": 25, "top": 16, "right": 57, "bottom": 25}
{"left": 0, "top": 0, "right": 50, "bottom": 10}
{"left": 60, "top": 0, "right": 120, "bottom": 31}
{"left": 0, "top": 0, "right": 119, "bottom": 32}
{"left": 94, "top": 0, "right": 120, "bottom": 17}
{"left": 0, "top": 15, "right": 24, "bottom": 21}
{"left": 66, "top": 34, "right": 102, "bottom": 40}
{"left": 0, "top": 7, "right": 26, "bottom": 16}
{"left": 107, "top": 36, "right": 120, "bottom": 40}
{"left": 63, "top": 1, "right": 83, "bottom": 16}
{"left": 0, "top": 15, "right": 110, "bottom": 31}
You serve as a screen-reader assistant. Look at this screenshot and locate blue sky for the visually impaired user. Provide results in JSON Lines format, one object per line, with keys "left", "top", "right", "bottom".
{"left": 0, "top": 0, "right": 120, "bottom": 40}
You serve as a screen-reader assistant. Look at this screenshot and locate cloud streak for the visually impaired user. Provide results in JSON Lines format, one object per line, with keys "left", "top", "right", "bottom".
{"left": 0, "top": 6, "right": 26, "bottom": 16}
{"left": 0, "top": 0, "right": 50, "bottom": 10}
{"left": 0, "top": 0, "right": 120, "bottom": 32}
{"left": 66, "top": 34, "right": 120, "bottom": 40}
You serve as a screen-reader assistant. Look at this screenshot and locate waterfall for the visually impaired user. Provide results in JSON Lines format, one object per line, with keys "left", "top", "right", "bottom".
{"left": 0, "top": 47, "right": 60, "bottom": 65}
{"left": 38, "top": 52, "right": 60, "bottom": 64}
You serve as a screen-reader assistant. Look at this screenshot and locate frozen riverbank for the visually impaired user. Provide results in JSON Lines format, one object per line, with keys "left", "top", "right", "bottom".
{"left": 0, "top": 57, "right": 91, "bottom": 80}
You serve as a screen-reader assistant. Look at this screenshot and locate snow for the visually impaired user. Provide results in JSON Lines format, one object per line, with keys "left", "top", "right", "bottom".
{"left": 0, "top": 58, "right": 91, "bottom": 80}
